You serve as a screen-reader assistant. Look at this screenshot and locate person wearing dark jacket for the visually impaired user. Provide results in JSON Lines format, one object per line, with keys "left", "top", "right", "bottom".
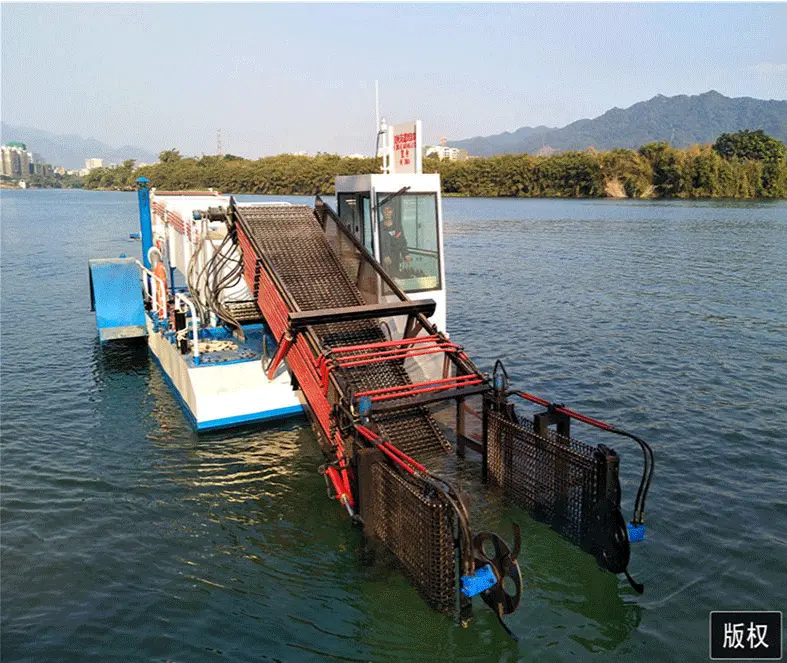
{"left": 379, "top": 206, "right": 410, "bottom": 276}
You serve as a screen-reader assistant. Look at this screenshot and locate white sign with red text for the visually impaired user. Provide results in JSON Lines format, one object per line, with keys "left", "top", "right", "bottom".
{"left": 390, "top": 121, "right": 422, "bottom": 175}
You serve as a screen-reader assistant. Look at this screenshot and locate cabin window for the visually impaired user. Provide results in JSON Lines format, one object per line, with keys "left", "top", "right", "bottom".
{"left": 338, "top": 192, "right": 373, "bottom": 254}
{"left": 377, "top": 193, "right": 441, "bottom": 292}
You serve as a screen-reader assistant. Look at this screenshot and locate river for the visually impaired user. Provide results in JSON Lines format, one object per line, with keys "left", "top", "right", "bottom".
{"left": 1, "top": 190, "right": 785, "bottom": 662}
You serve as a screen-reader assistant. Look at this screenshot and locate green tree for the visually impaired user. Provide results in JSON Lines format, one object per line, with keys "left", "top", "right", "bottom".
{"left": 639, "top": 142, "right": 686, "bottom": 197}
{"left": 713, "top": 130, "right": 786, "bottom": 163}
{"left": 599, "top": 149, "right": 653, "bottom": 197}
{"left": 159, "top": 149, "right": 182, "bottom": 163}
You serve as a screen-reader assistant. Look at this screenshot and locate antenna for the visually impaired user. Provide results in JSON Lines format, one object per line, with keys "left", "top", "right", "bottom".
{"left": 217, "top": 128, "right": 223, "bottom": 157}
{"left": 375, "top": 80, "right": 391, "bottom": 174}
{"left": 375, "top": 80, "right": 380, "bottom": 134}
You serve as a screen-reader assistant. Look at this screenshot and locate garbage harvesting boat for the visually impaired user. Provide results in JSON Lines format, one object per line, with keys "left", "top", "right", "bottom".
{"left": 88, "top": 120, "right": 654, "bottom": 636}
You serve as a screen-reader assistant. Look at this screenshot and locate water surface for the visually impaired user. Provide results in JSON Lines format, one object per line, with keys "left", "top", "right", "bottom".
{"left": 2, "top": 190, "right": 785, "bottom": 661}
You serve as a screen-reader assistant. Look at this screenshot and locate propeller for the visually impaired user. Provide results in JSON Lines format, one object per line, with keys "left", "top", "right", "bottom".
{"left": 472, "top": 523, "right": 523, "bottom": 639}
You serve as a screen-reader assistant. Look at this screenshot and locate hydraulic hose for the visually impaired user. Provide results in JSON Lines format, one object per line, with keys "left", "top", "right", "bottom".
{"left": 187, "top": 216, "right": 246, "bottom": 339}
{"left": 592, "top": 470, "right": 644, "bottom": 594}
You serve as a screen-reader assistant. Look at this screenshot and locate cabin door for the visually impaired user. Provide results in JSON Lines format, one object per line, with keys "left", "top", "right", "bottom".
{"left": 338, "top": 192, "right": 374, "bottom": 255}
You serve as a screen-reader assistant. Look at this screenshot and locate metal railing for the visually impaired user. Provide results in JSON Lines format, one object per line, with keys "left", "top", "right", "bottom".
{"left": 136, "top": 261, "right": 168, "bottom": 322}
{"left": 174, "top": 292, "right": 201, "bottom": 365}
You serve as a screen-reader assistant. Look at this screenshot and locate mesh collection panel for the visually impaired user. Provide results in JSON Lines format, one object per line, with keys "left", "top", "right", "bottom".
{"left": 487, "top": 411, "right": 604, "bottom": 547}
{"left": 370, "top": 462, "right": 457, "bottom": 614}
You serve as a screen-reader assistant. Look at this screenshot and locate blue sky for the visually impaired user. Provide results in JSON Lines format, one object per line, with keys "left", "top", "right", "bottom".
{"left": 2, "top": 3, "right": 785, "bottom": 157}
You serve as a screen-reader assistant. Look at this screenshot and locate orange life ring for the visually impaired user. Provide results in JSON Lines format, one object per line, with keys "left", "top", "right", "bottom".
{"left": 153, "top": 260, "right": 167, "bottom": 318}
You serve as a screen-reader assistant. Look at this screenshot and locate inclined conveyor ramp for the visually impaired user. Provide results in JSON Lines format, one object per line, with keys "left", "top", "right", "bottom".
{"left": 233, "top": 201, "right": 503, "bottom": 620}
{"left": 235, "top": 203, "right": 459, "bottom": 460}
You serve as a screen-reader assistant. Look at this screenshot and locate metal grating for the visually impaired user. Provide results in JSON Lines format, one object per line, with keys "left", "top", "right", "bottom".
{"left": 225, "top": 299, "right": 264, "bottom": 324}
{"left": 370, "top": 462, "right": 457, "bottom": 614}
{"left": 487, "top": 410, "right": 604, "bottom": 547}
{"left": 236, "top": 205, "right": 449, "bottom": 458}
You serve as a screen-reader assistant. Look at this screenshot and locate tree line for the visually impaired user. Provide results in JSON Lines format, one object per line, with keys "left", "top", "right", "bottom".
{"left": 84, "top": 130, "right": 787, "bottom": 199}
{"left": 1, "top": 172, "right": 85, "bottom": 189}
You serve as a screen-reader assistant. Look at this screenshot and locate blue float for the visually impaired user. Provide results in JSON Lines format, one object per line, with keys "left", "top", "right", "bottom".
{"left": 461, "top": 564, "right": 498, "bottom": 597}
{"left": 88, "top": 257, "right": 147, "bottom": 341}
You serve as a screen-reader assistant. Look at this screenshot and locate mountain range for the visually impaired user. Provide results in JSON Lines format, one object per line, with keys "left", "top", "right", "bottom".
{"left": 0, "top": 122, "right": 158, "bottom": 170}
{"left": 4, "top": 91, "right": 786, "bottom": 168}
{"left": 448, "top": 91, "right": 787, "bottom": 156}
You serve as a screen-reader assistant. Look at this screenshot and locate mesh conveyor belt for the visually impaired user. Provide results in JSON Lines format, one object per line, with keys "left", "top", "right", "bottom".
{"left": 225, "top": 300, "right": 264, "bottom": 323}
{"left": 237, "top": 205, "right": 450, "bottom": 459}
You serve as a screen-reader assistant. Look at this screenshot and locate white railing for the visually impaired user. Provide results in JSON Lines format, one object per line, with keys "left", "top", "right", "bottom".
{"left": 136, "top": 261, "right": 168, "bottom": 321}
{"left": 174, "top": 292, "right": 201, "bottom": 365}
{"left": 137, "top": 261, "right": 202, "bottom": 364}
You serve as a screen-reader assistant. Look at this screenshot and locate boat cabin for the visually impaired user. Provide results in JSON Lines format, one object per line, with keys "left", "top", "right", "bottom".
{"left": 334, "top": 172, "right": 446, "bottom": 332}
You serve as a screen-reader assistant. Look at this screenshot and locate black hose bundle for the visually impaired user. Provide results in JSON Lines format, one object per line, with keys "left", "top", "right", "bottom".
{"left": 186, "top": 215, "right": 246, "bottom": 340}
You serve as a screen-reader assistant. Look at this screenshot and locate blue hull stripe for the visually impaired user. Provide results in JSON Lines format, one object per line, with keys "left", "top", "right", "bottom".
{"left": 196, "top": 405, "right": 305, "bottom": 432}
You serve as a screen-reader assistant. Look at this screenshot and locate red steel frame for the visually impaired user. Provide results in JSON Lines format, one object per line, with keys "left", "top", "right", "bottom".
{"left": 237, "top": 222, "right": 355, "bottom": 508}
{"left": 236, "top": 220, "right": 484, "bottom": 513}
{"left": 354, "top": 374, "right": 483, "bottom": 403}
{"left": 355, "top": 424, "right": 428, "bottom": 476}
{"left": 514, "top": 392, "right": 615, "bottom": 431}
{"left": 315, "top": 335, "right": 477, "bottom": 401}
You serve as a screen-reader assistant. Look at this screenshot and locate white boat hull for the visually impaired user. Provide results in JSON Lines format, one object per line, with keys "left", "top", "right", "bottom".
{"left": 146, "top": 318, "right": 304, "bottom": 431}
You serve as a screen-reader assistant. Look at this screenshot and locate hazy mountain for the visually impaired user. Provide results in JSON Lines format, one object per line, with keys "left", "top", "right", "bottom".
{"left": 448, "top": 125, "right": 555, "bottom": 158}
{"left": 0, "top": 123, "right": 158, "bottom": 170}
{"left": 449, "top": 91, "right": 787, "bottom": 156}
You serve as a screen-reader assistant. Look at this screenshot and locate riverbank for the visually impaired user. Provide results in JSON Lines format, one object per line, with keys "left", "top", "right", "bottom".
{"left": 0, "top": 175, "right": 84, "bottom": 190}
{"left": 82, "top": 138, "right": 787, "bottom": 200}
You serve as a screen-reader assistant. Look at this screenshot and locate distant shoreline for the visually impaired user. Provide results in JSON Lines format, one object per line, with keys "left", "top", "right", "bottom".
{"left": 10, "top": 187, "right": 786, "bottom": 204}
{"left": 8, "top": 135, "right": 786, "bottom": 200}
{"left": 80, "top": 138, "right": 787, "bottom": 200}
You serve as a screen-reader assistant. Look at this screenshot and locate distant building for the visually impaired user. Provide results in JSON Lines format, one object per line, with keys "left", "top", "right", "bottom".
{"left": 85, "top": 158, "right": 104, "bottom": 171}
{"left": 1, "top": 148, "right": 17, "bottom": 176}
{"left": 34, "top": 163, "right": 54, "bottom": 177}
{"left": 19, "top": 150, "right": 31, "bottom": 175}
{"left": 1, "top": 143, "right": 35, "bottom": 177}
{"left": 423, "top": 145, "right": 469, "bottom": 161}
{"left": 32, "top": 153, "right": 53, "bottom": 176}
